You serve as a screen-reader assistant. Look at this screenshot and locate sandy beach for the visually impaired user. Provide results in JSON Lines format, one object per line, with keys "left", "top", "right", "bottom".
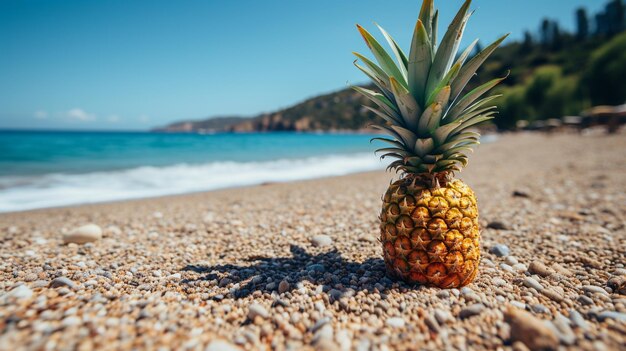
{"left": 1, "top": 131, "right": 625, "bottom": 350}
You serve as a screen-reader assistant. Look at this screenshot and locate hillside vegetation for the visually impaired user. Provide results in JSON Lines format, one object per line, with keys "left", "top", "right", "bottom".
{"left": 154, "top": 0, "right": 626, "bottom": 132}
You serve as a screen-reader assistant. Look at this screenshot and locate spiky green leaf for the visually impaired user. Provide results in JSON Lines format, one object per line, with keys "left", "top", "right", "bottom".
{"left": 414, "top": 138, "right": 435, "bottom": 157}
{"left": 425, "top": 63, "right": 459, "bottom": 107}
{"left": 371, "top": 124, "right": 403, "bottom": 141}
{"left": 352, "top": 86, "right": 400, "bottom": 118}
{"left": 446, "top": 75, "right": 507, "bottom": 120}
{"left": 418, "top": 0, "right": 434, "bottom": 38}
{"left": 390, "top": 76, "right": 421, "bottom": 130}
{"left": 426, "top": 0, "right": 472, "bottom": 98}
{"left": 450, "top": 34, "right": 509, "bottom": 100}
{"left": 376, "top": 24, "right": 409, "bottom": 76}
{"left": 353, "top": 52, "right": 391, "bottom": 87}
{"left": 375, "top": 147, "right": 411, "bottom": 157}
{"left": 431, "top": 10, "right": 439, "bottom": 51}
{"left": 370, "top": 137, "right": 406, "bottom": 149}
{"left": 353, "top": 61, "right": 394, "bottom": 101}
{"left": 408, "top": 20, "right": 432, "bottom": 107}
{"left": 455, "top": 39, "right": 478, "bottom": 67}
{"left": 363, "top": 105, "right": 405, "bottom": 127}
{"left": 356, "top": 25, "right": 407, "bottom": 86}
{"left": 390, "top": 125, "right": 418, "bottom": 148}
{"left": 450, "top": 114, "right": 495, "bottom": 136}
{"left": 417, "top": 102, "right": 443, "bottom": 136}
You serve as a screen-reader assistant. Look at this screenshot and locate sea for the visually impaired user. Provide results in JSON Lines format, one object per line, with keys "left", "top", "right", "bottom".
{"left": 0, "top": 130, "right": 388, "bottom": 212}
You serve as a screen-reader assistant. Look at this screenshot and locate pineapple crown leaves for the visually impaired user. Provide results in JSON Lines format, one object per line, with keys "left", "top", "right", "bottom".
{"left": 353, "top": 0, "right": 509, "bottom": 175}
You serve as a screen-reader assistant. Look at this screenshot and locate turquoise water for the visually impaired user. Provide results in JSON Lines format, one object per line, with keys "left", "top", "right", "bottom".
{"left": 0, "top": 131, "right": 377, "bottom": 176}
{"left": 0, "top": 131, "right": 384, "bottom": 211}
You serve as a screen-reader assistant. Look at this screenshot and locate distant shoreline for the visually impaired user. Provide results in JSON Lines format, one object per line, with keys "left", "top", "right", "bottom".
{"left": 0, "top": 128, "right": 378, "bottom": 135}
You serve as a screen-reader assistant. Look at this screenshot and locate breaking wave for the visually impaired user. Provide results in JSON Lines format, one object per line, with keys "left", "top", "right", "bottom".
{"left": 0, "top": 153, "right": 385, "bottom": 212}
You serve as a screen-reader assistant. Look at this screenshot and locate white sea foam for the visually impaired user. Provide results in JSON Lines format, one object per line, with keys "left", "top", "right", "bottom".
{"left": 0, "top": 153, "right": 386, "bottom": 212}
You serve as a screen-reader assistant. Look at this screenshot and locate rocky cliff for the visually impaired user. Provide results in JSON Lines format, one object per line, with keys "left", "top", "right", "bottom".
{"left": 152, "top": 86, "right": 381, "bottom": 132}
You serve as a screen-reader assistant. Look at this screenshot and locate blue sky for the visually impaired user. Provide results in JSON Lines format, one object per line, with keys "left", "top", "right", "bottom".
{"left": 0, "top": 0, "right": 607, "bottom": 130}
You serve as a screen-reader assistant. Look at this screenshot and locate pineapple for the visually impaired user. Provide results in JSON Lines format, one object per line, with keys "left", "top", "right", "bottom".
{"left": 353, "top": 0, "right": 508, "bottom": 288}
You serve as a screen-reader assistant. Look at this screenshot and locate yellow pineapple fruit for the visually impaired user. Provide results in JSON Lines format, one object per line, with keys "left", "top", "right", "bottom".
{"left": 353, "top": 0, "right": 508, "bottom": 288}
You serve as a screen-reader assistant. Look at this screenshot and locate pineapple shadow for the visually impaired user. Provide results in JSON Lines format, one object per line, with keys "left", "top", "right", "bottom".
{"left": 181, "top": 244, "right": 395, "bottom": 299}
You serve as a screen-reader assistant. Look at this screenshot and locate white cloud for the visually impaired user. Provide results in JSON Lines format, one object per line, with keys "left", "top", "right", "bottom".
{"left": 107, "top": 114, "right": 120, "bottom": 123}
{"left": 66, "top": 108, "right": 96, "bottom": 122}
{"left": 138, "top": 114, "right": 150, "bottom": 123}
{"left": 34, "top": 110, "right": 48, "bottom": 119}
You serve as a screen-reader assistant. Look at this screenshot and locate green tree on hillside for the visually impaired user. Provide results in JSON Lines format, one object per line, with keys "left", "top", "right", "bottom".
{"left": 584, "top": 32, "right": 626, "bottom": 105}
{"left": 493, "top": 66, "right": 584, "bottom": 129}
{"left": 576, "top": 8, "right": 589, "bottom": 40}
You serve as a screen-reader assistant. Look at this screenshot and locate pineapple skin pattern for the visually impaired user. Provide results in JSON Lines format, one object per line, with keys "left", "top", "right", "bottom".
{"left": 381, "top": 177, "right": 479, "bottom": 288}
{"left": 352, "top": 0, "right": 507, "bottom": 287}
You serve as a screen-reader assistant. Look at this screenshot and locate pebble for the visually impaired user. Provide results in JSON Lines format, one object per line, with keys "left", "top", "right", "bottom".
{"left": 32, "top": 280, "right": 49, "bottom": 288}
{"left": 505, "top": 256, "right": 519, "bottom": 265}
{"left": 541, "top": 288, "right": 564, "bottom": 302}
{"left": 523, "top": 277, "right": 544, "bottom": 291}
{"left": 504, "top": 307, "right": 559, "bottom": 350}
{"left": 567, "top": 310, "right": 588, "bottom": 331}
{"left": 460, "top": 287, "right": 473, "bottom": 295}
{"left": 424, "top": 314, "right": 440, "bottom": 332}
{"left": 436, "top": 290, "right": 450, "bottom": 299}
{"left": 577, "top": 295, "right": 594, "bottom": 306}
{"left": 310, "top": 235, "right": 333, "bottom": 247}
{"left": 312, "top": 324, "right": 334, "bottom": 345}
{"left": 385, "top": 317, "right": 405, "bottom": 328}
{"left": 63, "top": 224, "right": 102, "bottom": 244}
{"left": 307, "top": 264, "right": 326, "bottom": 273}
{"left": 434, "top": 309, "right": 454, "bottom": 324}
{"left": 607, "top": 276, "right": 626, "bottom": 294}
{"left": 512, "top": 263, "right": 527, "bottom": 272}
{"left": 552, "top": 263, "right": 573, "bottom": 276}
{"left": 460, "top": 287, "right": 480, "bottom": 302}
{"left": 597, "top": 311, "right": 626, "bottom": 322}
{"left": 580, "top": 257, "right": 603, "bottom": 269}
{"left": 459, "top": 304, "right": 484, "bottom": 319}
{"left": 528, "top": 262, "right": 551, "bottom": 277}
{"left": 61, "top": 316, "right": 82, "bottom": 328}
{"left": 247, "top": 304, "right": 268, "bottom": 320}
{"left": 530, "top": 304, "right": 550, "bottom": 314}
{"left": 500, "top": 263, "right": 514, "bottom": 273}
{"left": 205, "top": 340, "right": 242, "bottom": 351}
{"left": 218, "top": 278, "right": 231, "bottom": 287}
{"left": 336, "top": 330, "right": 351, "bottom": 351}
{"left": 310, "top": 317, "right": 331, "bottom": 333}
{"left": 490, "top": 244, "right": 510, "bottom": 257}
{"left": 493, "top": 277, "right": 507, "bottom": 286}
{"left": 512, "top": 190, "right": 530, "bottom": 198}
{"left": 552, "top": 314, "right": 576, "bottom": 345}
{"left": 1, "top": 285, "right": 33, "bottom": 301}
{"left": 278, "top": 280, "right": 290, "bottom": 294}
{"left": 510, "top": 301, "right": 526, "bottom": 310}
{"left": 49, "top": 277, "right": 77, "bottom": 290}
{"left": 328, "top": 289, "right": 343, "bottom": 302}
{"left": 582, "top": 285, "right": 608, "bottom": 295}
{"left": 487, "top": 221, "right": 509, "bottom": 230}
